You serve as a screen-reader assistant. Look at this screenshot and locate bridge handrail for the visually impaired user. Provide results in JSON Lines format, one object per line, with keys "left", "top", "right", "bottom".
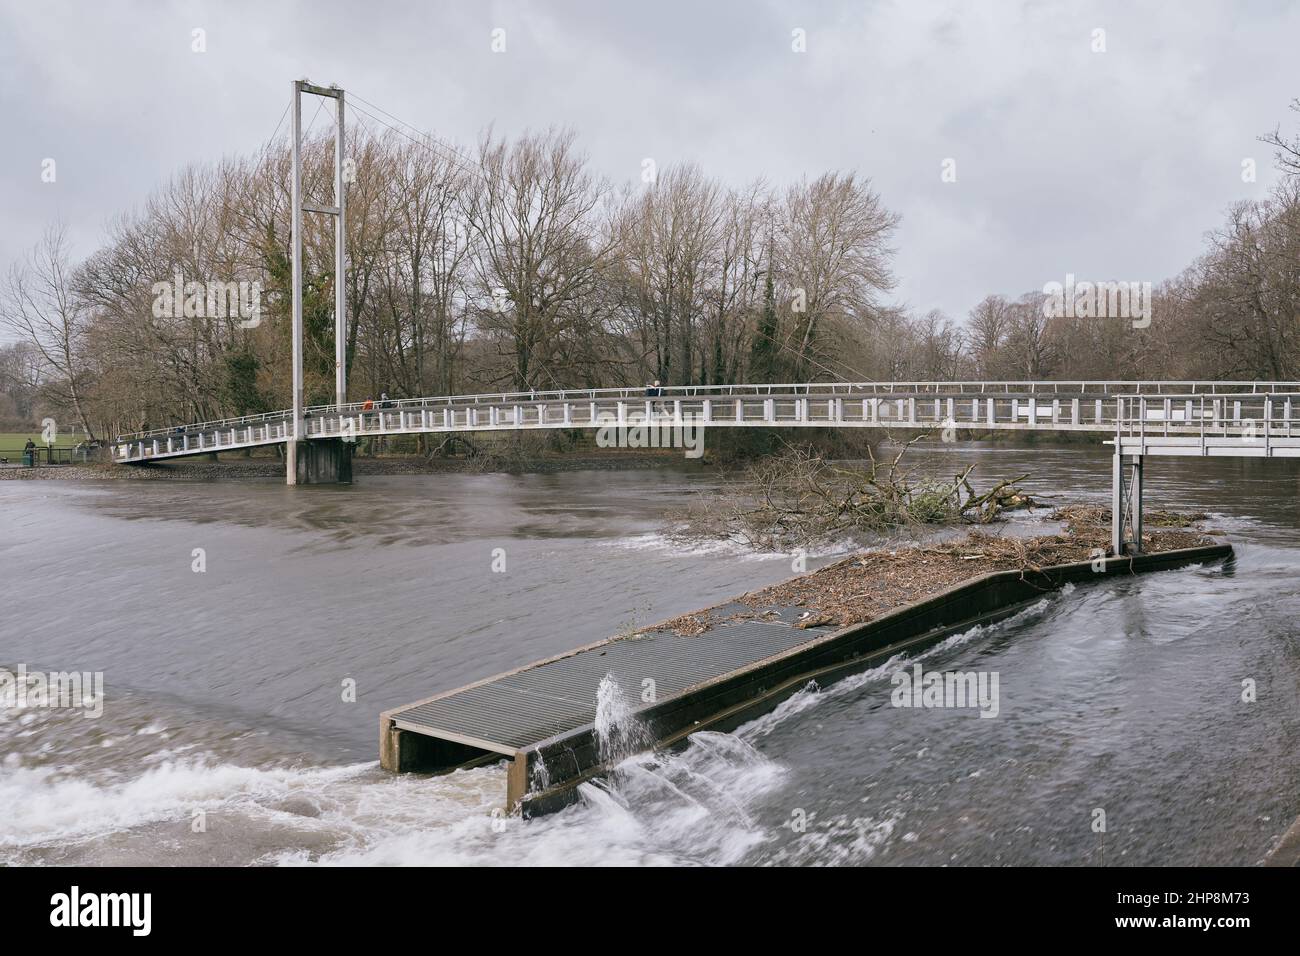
{"left": 116, "top": 407, "right": 292, "bottom": 443}
{"left": 113, "top": 381, "right": 1300, "bottom": 444}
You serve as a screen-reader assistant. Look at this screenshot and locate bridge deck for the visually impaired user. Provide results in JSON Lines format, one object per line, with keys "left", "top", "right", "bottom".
{"left": 113, "top": 382, "right": 1300, "bottom": 464}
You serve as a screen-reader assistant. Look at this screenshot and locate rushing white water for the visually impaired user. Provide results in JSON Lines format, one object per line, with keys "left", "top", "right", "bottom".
{"left": 0, "top": 591, "right": 1068, "bottom": 866}
{"left": 593, "top": 674, "right": 650, "bottom": 764}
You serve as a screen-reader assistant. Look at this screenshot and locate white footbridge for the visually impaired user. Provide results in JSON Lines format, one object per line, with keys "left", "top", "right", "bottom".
{"left": 113, "top": 380, "right": 1300, "bottom": 554}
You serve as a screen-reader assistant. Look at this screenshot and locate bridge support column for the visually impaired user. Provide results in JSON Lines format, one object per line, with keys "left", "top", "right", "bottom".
{"left": 1111, "top": 447, "right": 1144, "bottom": 555}
{"left": 286, "top": 437, "right": 353, "bottom": 486}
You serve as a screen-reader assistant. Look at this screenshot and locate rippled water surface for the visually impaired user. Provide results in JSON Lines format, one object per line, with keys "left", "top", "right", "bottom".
{"left": 1, "top": 443, "right": 1297, "bottom": 865}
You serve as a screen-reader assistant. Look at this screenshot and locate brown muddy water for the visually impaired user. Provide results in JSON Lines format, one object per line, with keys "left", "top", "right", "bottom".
{"left": 1, "top": 441, "right": 1297, "bottom": 865}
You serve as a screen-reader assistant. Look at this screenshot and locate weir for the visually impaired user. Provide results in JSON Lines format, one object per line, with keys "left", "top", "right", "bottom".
{"left": 380, "top": 543, "right": 1233, "bottom": 816}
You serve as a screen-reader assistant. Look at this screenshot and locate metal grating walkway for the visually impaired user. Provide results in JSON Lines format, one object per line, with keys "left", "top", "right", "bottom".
{"left": 390, "top": 620, "right": 832, "bottom": 753}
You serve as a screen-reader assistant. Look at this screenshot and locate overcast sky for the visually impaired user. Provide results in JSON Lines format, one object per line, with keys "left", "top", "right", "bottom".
{"left": 3, "top": 0, "right": 1299, "bottom": 346}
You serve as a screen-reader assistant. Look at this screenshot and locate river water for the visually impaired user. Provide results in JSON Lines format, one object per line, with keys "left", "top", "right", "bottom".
{"left": 1, "top": 443, "right": 1297, "bottom": 865}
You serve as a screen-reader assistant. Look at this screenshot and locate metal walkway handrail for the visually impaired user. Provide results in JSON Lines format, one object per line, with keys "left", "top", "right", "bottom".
{"left": 112, "top": 383, "right": 1300, "bottom": 465}
{"left": 115, "top": 380, "right": 1300, "bottom": 444}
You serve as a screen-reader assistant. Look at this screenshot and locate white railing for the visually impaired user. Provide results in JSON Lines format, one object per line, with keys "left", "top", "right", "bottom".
{"left": 113, "top": 382, "right": 1300, "bottom": 463}
{"left": 115, "top": 380, "right": 1300, "bottom": 443}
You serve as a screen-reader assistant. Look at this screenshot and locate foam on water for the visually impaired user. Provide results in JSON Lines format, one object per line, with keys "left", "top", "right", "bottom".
{"left": 1, "top": 684, "right": 792, "bottom": 865}
{"left": 603, "top": 531, "right": 790, "bottom": 560}
{"left": 305, "top": 731, "right": 785, "bottom": 866}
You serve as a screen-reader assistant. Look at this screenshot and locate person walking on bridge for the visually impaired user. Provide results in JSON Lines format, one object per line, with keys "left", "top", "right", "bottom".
{"left": 646, "top": 380, "right": 665, "bottom": 418}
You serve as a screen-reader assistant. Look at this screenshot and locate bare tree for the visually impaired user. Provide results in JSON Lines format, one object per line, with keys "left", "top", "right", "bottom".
{"left": 614, "top": 163, "right": 724, "bottom": 385}
{"left": 1260, "top": 98, "right": 1300, "bottom": 178}
{"left": 778, "top": 172, "right": 900, "bottom": 378}
{"left": 466, "top": 127, "right": 613, "bottom": 391}
{"left": 1, "top": 226, "right": 98, "bottom": 439}
{"left": 968, "top": 294, "right": 1013, "bottom": 378}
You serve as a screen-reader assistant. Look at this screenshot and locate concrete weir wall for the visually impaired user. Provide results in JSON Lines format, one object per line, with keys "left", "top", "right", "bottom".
{"left": 383, "top": 543, "right": 1233, "bottom": 817}
{"left": 285, "top": 438, "right": 352, "bottom": 485}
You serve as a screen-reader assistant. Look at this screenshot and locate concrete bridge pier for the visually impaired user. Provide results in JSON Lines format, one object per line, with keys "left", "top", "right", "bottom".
{"left": 285, "top": 437, "right": 352, "bottom": 485}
